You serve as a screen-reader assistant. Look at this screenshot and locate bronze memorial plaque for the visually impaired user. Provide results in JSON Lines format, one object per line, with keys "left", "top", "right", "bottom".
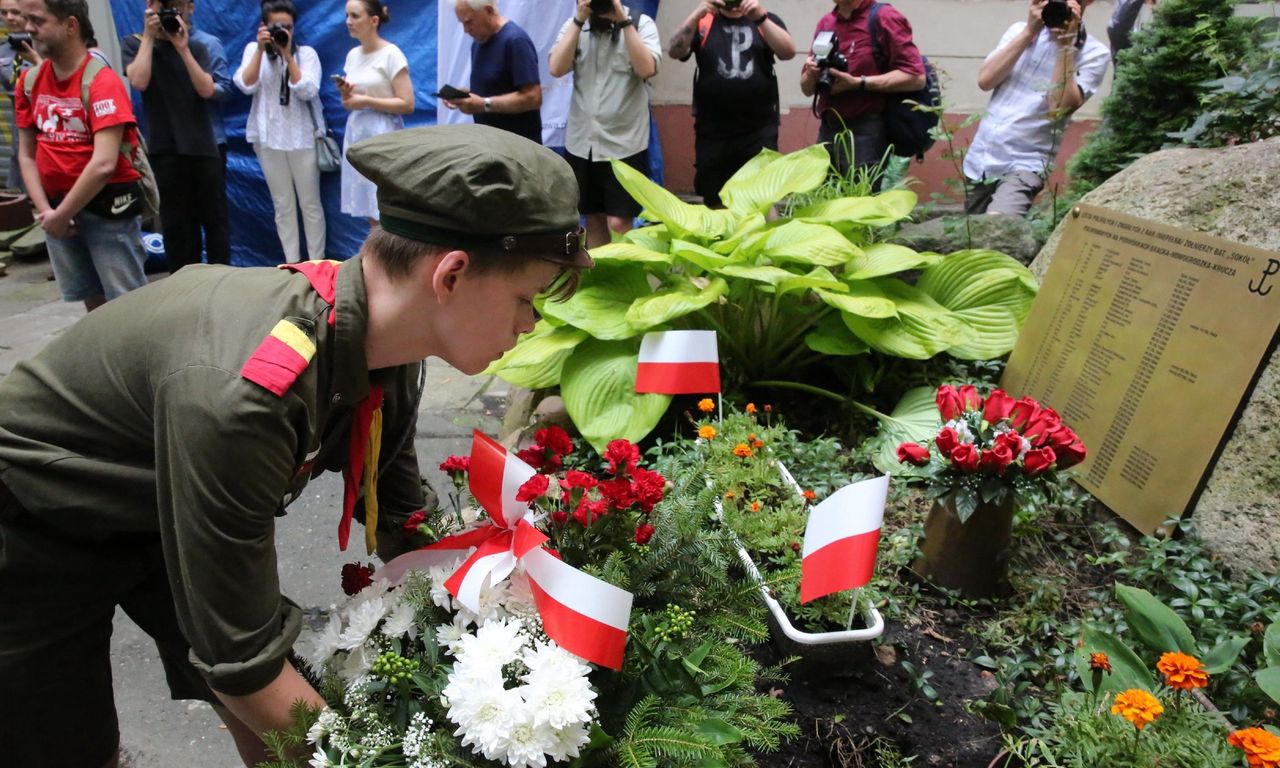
{"left": 1002, "top": 204, "right": 1280, "bottom": 534}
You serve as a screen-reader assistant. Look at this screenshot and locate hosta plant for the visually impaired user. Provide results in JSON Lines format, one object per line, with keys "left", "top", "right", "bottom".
{"left": 485, "top": 145, "right": 1039, "bottom": 452}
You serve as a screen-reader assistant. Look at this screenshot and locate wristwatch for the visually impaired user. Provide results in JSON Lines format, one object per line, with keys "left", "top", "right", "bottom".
{"left": 615, "top": 16, "right": 633, "bottom": 29}
{"left": 859, "top": 75, "right": 867, "bottom": 92}
{"left": 483, "top": 97, "right": 493, "bottom": 113}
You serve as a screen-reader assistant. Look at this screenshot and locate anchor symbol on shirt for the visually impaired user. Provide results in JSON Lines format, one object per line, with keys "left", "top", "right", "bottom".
{"left": 1248, "top": 258, "right": 1278, "bottom": 296}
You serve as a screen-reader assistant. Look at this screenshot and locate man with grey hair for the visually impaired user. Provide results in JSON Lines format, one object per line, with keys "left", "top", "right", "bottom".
{"left": 445, "top": 0, "right": 543, "bottom": 143}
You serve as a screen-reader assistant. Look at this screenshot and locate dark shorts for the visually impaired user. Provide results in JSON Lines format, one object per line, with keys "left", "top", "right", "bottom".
{"left": 818, "top": 112, "right": 889, "bottom": 192}
{"left": 567, "top": 148, "right": 648, "bottom": 219}
{"left": 0, "top": 490, "right": 214, "bottom": 767}
{"left": 694, "top": 124, "right": 780, "bottom": 208}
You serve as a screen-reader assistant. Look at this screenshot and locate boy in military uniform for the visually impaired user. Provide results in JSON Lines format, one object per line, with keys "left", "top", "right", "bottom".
{"left": 0, "top": 124, "right": 590, "bottom": 767}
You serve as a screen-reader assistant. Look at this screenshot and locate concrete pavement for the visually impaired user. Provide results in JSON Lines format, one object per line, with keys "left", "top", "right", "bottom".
{"left": 0, "top": 256, "right": 511, "bottom": 767}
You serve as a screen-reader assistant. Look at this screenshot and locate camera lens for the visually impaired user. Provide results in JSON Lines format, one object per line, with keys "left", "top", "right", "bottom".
{"left": 1041, "top": 0, "right": 1071, "bottom": 29}
{"left": 269, "top": 24, "right": 290, "bottom": 47}
{"left": 159, "top": 9, "right": 182, "bottom": 34}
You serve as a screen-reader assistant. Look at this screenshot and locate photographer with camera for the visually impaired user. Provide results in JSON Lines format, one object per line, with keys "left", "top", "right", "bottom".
{"left": 962, "top": 0, "right": 1109, "bottom": 216}
{"left": 549, "top": 0, "right": 661, "bottom": 247}
{"left": 1, "top": 0, "right": 40, "bottom": 190}
{"left": 668, "top": 0, "right": 795, "bottom": 208}
{"left": 235, "top": 0, "right": 327, "bottom": 263}
{"left": 800, "top": 0, "right": 925, "bottom": 190}
{"left": 122, "top": 0, "right": 232, "bottom": 271}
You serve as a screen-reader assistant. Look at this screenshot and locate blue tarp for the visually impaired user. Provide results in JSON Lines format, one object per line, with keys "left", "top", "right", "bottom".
{"left": 108, "top": 1, "right": 661, "bottom": 267}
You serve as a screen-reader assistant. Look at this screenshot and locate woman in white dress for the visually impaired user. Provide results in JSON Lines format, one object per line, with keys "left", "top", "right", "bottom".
{"left": 234, "top": 0, "right": 327, "bottom": 263}
{"left": 335, "top": 0, "right": 414, "bottom": 223}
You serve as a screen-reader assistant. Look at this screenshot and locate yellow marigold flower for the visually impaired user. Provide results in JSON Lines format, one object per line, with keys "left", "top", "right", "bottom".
{"left": 750, "top": 501, "right": 761, "bottom": 512}
{"left": 697, "top": 398, "right": 716, "bottom": 413}
{"left": 1157, "top": 651, "right": 1209, "bottom": 691}
{"left": 733, "top": 443, "right": 753, "bottom": 458}
{"left": 1111, "top": 689, "right": 1163, "bottom": 730}
{"left": 698, "top": 425, "right": 717, "bottom": 440}
{"left": 745, "top": 403, "right": 757, "bottom": 414}
{"left": 1228, "top": 727, "right": 1280, "bottom": 768}
{"left": 1089, "top": 652, "right": 1112, "bottom": 673}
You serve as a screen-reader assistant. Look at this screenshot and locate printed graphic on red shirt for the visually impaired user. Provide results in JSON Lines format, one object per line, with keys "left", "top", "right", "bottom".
{"left": 15, "top": 56, "right": 140, "bottom": 197}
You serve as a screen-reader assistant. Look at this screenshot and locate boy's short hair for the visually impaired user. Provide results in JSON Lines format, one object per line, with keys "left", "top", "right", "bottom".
{"left": 45, "top": 0, "right": 94, "bottom": 42}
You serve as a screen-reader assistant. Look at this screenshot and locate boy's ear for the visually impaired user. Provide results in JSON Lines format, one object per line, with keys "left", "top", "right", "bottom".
{"left": 429, "top": 249, "right": 471, "bottom": 303}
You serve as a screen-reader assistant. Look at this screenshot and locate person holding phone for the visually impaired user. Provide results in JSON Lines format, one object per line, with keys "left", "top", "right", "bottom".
{"left": 235, "top": 0, "right": 327, "bottom": 263}
{"left": 336, "top": 0, "right": 414, "bottom": 225}
{"left": 1, "top": 0, "right": 40, "bottom": 190}
{"left": 447, "top": 0, "right": 543, "bottom": 144}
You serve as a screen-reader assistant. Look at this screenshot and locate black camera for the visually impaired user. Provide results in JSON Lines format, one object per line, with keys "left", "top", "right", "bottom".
{"left": 722, "top": 0, "right": 743, "bottom": 8}
{"left": 589, "top": 0, "right": 613, "bottom": 15}
{"left": 812, "top": 30, "right": 849, "bottom": 94}
{"left": 268, "top": 23, "right": 291, "bottom": 48}
{"left": 1041, "top": 0, "right": 1072, "bottom": 29}
{"left": 159, "top": 7, "right": 183, "bottom": 34}
{"left": 7, "top": 32, "right": 30, "bottom": 49}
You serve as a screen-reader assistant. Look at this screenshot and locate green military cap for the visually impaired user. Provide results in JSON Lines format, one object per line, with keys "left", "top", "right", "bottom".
{"left": 347, "top": 124, "right": 592, "bottom": 268}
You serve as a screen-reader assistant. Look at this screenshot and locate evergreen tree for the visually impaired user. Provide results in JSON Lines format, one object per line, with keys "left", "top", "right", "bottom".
{"left": 1067, "top": 0, "right": 1250, "bottom": 193}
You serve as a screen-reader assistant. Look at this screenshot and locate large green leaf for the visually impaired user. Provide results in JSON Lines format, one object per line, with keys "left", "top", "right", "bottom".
{"left": 484, "top": 322, "right": 587, "bottom": 389}
{"left": 1115, "top": 584, "right": 1198, "bottom": 655}
{"left": 612, "top": 160, "right": 729, "bottom": 242}
{"left": 794, "top": 193, "right": 916, "bottom": 229}
{"left": 590, "top": 241, "right": 672, "bottom": 264}
{"left": 711, "top": 212, "right": 766, "bottom": 255}
{"left": 1201, "top": 636, "right": 1250, "bottom": 674}
{"left": 805, "top": 310, "right": 869, "bottom": 357}
{"left": 1266, "top": 622, "right": 1280, "bottom": 668}
{"left": 755, "top": 221, "right": 862, "bottom": 267}
{"left": 778, "top": 266, "right": 848, "bottom": 295}
{"left": 671, "top": 239, "right": 741, "bottom": 273}
{"left": 717, "top": 263, "right": 796, "bottom": 286}
{"left": 622, "top": 223, "right": 671, "bottom": 253}
{"left": 815, "top": 281, "right": 897, "bottom": 319}
{"left": 876, "top": 189, "right": 919, "bottom": 220}
{"left": 560, "top": 338, "right": 672, "bottom": 453}
{"left": 626, "top": 277, "right": 727, "bottom": 331}
{"left": 867, "top": 386, "right": 941, "bottom": 475}
{"left": 719, "top": 144, "right": 830, "bottom": 218}
{"left": 916, "top": 249, "right": 1039, "bottom": 358}
{"left": 842, "top": 279, "right": 973, "bottom": 359}
{"left": 1257, "top": 667, "right": 1280, "bottom": 706}
{"left": 541, "top": 263, "right": 651, "bottom": 340}
{"left": 846, "top": 243, "right": 940, "bottom": 280}
{"left": 1077, "top": 626, "right": 1156, "bottom": 695}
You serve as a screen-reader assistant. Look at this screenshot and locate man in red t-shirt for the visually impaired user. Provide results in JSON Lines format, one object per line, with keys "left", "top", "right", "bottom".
{"left": 800, "top": 0, "right": 925, "bottom": 189}
{"left": 15, "top": 0, "right": 147, "bottom": 312}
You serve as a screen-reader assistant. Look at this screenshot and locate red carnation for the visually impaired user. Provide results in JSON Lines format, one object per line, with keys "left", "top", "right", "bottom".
{"left": 936, "top": 385, "right": 963, "bottom": 421}
{"left": 515, "top": 473, "right": 549, "bottom": 503}
{"left": 983, "top": 388, "right": 1016, "bottom": 424}
{"left": 515, "top": 445, "right": 546, "bottom": 469}
{"left": 439, "top": 455, "right": 470, "bottom": 475}
{"left": 534, "top": 425, "right": 574, "bottom": 457}
{"left": 402, "top": 509, "right": 427, "bottom": 537}
{"left": 980, "top": 443, "right": 1014, "bottom": 474}
{"left": 950, "top": 443, "right": 980, "bottom": 472}
{"left": 994, "top": 430, "right": 1024, "bottom": 457}
{"left": 631, "top": 467, "right": 666, "bottom": 513}
{"left": 560, "top": 470, "right": 598, "bottom": 490}
{"left": 605, "top": 439, "right": 641, "bottom": 476}
{"left": 1023, "top": 446, "right": 1056, "bottom": 476}
{"left": 958, "top": 384, "right": 982, "bottom": 413}
{"left": 340, "top": 562, "right": 375, "bottom": 596}
{"left": 935, "top": 426, "right": 959, "bottom": 456}
{"left": 573, "top": 497, "right": 608, "bottom": 526}
{"left": 634, "top": 522, "right": 655, "bottom": 545}
{"left": 551, "top": 510, "right": 569, "bottom": 524}
{"left": 598, "top": 477, "right": 636, "bottom": 511}
{"left": 1056, "top": 440, "right": 1087, "bottom": 469}
{"left": 1008, "top": 397, "right": 1040, "bottom": 431}
{"left": 897, "top": 442, "right": 931, "bottom": 466}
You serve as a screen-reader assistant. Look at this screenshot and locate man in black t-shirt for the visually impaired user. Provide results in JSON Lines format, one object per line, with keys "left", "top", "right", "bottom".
{"left": 447, "top": 0, "right": 543, "bottom": 144}
{"left": 122, "top": 0, "right": 229, "bottom": 272}
{"left": 669, "top": 0, "right": 795, "bottom": 207}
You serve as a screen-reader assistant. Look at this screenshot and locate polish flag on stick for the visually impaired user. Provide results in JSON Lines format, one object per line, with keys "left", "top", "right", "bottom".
{"left": 635, "top": 330, "right": 720, "bottom": 395}
{"left": 800, "top": 475, "right": 890, "bottom": 604}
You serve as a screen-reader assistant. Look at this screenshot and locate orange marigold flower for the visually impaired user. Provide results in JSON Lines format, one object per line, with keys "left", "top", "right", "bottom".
{"left": 748, "top": 433, "right": 757, "bottom": 441}
{"left": 1111, "top": 689, "right": 1163, "bottom": 730}
{"left": 1228, "top": 727, "right": 1280, "bottom": 768}
{"left": 752, "top": 439, "right": 765, "bottom": 449}
{"left": 750, "top": 501, "right": 761, "bottom": 512}
{"left": 1089, "top": 652, "right": 1112, "bottom": 673}
{"left": 733, "top": 443, "right": 753, "bottom": 458}
{"left": 802, "top": 489, "right": 817, "bottom": 502}
{"left": 697, "top": 398, "right": 716, "bottom": 413}
{"left": 698, "top": 425, "right": 717, "bottom": 440}
{"left": 724, "top": 490, "right": 735, "bottom": 500}
{"left": 745, "top": 403, "right": 757, "bottom": 414}
{"left": 1157, "top": 651, "right": 1209, "bottom": 691}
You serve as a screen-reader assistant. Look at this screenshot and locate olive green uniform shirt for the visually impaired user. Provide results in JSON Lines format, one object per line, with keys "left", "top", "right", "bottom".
{"left": 0, "top": 257, "right": 425, "bottom": 695}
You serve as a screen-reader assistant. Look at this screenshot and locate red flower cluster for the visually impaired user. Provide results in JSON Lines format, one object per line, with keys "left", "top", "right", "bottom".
{"left": 340, "top": 561, "right": 375, "bottom": 596}
{"left": 516, "top": 425, "right": 575, "bottom": 471}
{"left": 896, "top": 385, "right": 1087, "bottom": 479}
{"left": 439, "top": 455, "right": 470, "bottom": 475}
{"left": 402, "top": 509, "right": 427, "bottom": 537}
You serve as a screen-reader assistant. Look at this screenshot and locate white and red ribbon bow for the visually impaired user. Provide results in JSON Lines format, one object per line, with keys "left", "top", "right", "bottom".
{"left": 379, "top": 430, "right": 633, "bottom": 669}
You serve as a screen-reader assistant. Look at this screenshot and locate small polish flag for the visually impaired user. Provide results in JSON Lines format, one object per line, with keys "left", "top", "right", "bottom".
{"left": 635, "top": 330, "right": 720, "bottom": 394}
{"left": 800, "top": 475, "right": 889, "bottom": 604}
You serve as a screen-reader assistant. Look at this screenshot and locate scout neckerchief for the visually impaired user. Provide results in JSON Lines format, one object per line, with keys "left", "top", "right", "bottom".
{"left": 280, "top": 260, "right": 384, "bottom": 555}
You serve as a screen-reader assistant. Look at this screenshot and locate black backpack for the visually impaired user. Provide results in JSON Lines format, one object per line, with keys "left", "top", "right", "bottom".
{"left": 867, "top": 2, "right": 940, "bottom": 161}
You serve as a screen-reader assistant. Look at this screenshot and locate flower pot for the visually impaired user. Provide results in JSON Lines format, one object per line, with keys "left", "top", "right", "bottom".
{"left": 912, "top": 491, "right": 1015, "bottom": 598}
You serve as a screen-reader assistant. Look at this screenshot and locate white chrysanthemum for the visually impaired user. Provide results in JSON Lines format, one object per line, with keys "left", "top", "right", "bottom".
{"left": 449, "top": 683, "right": 517, "bottom": 757}
{"left": 436, "top": 615, "right": 470, "bottom": 656}
{"left": 381, "top": 599, "right": 418, "bottom": 640}
{"left": 338, "top": 596, "right": 387, "bottom": 650}
{"left": 503, "top": 569, "right": 538, "bottom": 620}
{"left": 426, "top": 565, "right": 458, "bottom": 611}
{"left": 454, "top": 618, "right": 525, "bottom": 668}
{"left": 338, "top": 643, "right": 376, "bottom": 683}
{"left": 543, "top": 721, "right": 590, "bottom": 763}
{"left": 309, "top": 745, "right": 331, "bottom": 768}
{"left": 503, "top": 707, "right": 555, "bottom": 768}
{"left": 523, "top": 673, "right": 595, "bottom": 730}
{"left": 305, "top": 613, "right": 344, "bottom": 670}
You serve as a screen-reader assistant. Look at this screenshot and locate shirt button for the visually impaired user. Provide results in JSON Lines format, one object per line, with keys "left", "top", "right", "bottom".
{"left": 332, "top": 393, "right": 343, "bottom": 405}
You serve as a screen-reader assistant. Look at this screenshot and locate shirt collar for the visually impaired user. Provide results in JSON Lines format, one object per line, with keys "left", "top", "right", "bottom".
{"left": 331, "top": 254, "right": 372, "bottom": 406}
